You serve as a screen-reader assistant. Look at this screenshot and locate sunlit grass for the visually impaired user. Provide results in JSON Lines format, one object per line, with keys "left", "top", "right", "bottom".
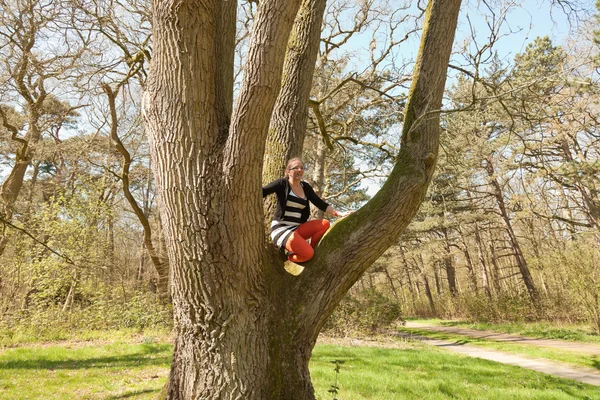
{"left": 311, "top": 344, "right": 599, "bottom": 400}
{"left": 1, "top": 336, "right": 598, "bottom": 399}
{"left": 0, "top": 341, "right": 172, "bottom": 399}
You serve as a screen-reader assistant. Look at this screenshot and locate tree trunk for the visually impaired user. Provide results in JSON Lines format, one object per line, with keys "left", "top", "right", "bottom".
{"left": 484, "top": 158, "right": 538, "bottom": 303}
{"left": 417, "top": 254, "right": 436, "bottom": 315}
{"left": 310, "top": 138, "right": 328, "bottom": 220}
{"left": 400, "top": 247, "right": 417, "bottom": 312}
{"left": 144, "top": 0, "right": 461, "bottom": 398}
{"left": 457, "top": 224, "right": 479, "bottom": 294}
{"left": 474, "top": 223, "right": 492, "bottom": 299}
{"left": 383, "top": 266, "right": 399, "bottom": 301}
{"left": 442, "top": 228, "right": 458, "bottom": 297}
{"left": 0, "top": 106, "right": 44, "bottom": 257}
{"left": 262, "top": 0, "right": 328, "bottom": 224}
{"left": 104, "top": 84, "right": 170, "bottom": 301}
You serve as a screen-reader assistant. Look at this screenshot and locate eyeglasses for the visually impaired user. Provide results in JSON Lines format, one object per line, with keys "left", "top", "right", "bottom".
{"left": 288, "top": 166, "right": 305, "bottom": 171}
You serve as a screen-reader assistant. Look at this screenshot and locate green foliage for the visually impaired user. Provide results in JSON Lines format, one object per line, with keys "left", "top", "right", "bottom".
{"left": 323, "top": 289, "right": 402, "bottom": 336}
{"left": 460, "top": 293, "right": 539, "bottom": 322}
{"left": 0, "top": 291, "right": 172, "bottom": 346}
{"left": 560, "top": 236, "right": 600, "bottom": 334}
{"left": 327, "top": 359, "right": 344, "bottom": 400}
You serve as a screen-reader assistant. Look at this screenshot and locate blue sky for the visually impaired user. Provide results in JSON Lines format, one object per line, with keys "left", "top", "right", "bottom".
{"left": 357, "top": 0, "right": 597, "bottom": 197}
{"left": 456, "top": 0, "right": 595, "bottom": 62}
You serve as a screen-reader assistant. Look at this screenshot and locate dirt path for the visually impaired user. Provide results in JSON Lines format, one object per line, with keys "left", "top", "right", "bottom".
{"left": 401, "top": 322, "right": 600, "bottom": 387}
{"left": 405, "top": 322, "right": 600, "bottom": 355}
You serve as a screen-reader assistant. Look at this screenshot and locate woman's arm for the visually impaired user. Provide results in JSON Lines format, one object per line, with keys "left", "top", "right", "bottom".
{"left": 325, "top": 205, "right": 352, "bottom": 218}
{"left": 262, "top": 178, "right": 284, "bottom": 198}
{"left": 304, "top": 183, "right": 351, "bottom": 217}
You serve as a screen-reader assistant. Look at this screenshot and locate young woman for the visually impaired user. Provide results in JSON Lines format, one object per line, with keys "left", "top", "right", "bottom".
{"left": 262, "top": 158, "right": 351, "bottom": 263}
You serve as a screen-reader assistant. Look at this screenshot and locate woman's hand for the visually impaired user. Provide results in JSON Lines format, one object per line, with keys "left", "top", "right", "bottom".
{"left": 334, "top": 210, "right": 353, "bottom": 218}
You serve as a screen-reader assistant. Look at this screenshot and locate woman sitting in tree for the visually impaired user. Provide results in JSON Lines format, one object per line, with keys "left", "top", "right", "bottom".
{"left": 262, "top": 158, "right": 351, "bottom": 263}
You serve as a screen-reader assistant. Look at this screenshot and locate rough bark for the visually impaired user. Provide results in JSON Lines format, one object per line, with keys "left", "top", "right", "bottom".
{"left": 143, "top": 0, "right": 461, "bottom": 398}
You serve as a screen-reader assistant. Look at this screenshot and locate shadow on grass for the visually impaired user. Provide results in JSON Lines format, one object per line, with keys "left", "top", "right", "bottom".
{"left": 0, "top": 343, "right": 172, "bottom": 371}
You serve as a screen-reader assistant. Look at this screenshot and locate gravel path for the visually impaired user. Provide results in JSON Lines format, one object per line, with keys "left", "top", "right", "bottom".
{"left": 400, "top": 322, "right": 600, "bottom": 387}
{"left": 405, "top": 322, "right": 600, "bottom": 355}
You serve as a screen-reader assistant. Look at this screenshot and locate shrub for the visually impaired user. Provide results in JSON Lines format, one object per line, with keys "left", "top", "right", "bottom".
{"left": 323, "top": 289, "right": 403, "bottom": 337}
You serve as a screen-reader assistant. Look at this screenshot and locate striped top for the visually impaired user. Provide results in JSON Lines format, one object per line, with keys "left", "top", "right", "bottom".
{"left": 270, "top": 189, "right": 308, "bottom": 248}
{"left": 262, "top": 178, "right": 329, "bottom": 249}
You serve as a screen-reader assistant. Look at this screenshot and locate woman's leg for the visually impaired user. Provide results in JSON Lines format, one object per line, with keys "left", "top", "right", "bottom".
{"left": 285, "top": 220, "right": 331, "bottom": 263}
{"left": 285, "top": 231, "right": 314, "bottom": 263}
{"left": 295, "top": 219, "right": 331, "bottom": 248}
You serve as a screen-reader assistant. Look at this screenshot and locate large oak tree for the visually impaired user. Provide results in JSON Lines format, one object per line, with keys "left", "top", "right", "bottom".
{"left": 143, "top": 0, "right": 462, "bottom": 398}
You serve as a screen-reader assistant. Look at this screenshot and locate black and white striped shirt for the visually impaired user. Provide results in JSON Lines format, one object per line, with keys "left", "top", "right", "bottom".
{"left": 262, "top": 178, "right": 330, "bottom": 249}
{"left": 270, "top": 190, "right": 308, "bottom": 248}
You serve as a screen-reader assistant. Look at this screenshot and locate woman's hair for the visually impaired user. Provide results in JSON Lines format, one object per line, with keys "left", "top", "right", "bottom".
{"left": 284, "top": 157, "right": 303, "bottom": 178}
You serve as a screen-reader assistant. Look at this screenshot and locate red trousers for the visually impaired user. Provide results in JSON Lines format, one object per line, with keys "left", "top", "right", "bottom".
{"left": 285, "top": 219, "right": 331, "bottom": 263}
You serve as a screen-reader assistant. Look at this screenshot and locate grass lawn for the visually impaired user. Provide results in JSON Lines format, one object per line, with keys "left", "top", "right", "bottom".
{"left": 1, "top": 333, "right": 599, "bottom": 399}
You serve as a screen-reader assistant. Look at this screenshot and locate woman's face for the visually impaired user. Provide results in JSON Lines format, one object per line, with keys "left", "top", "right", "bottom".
{"left": 287, "top": 160, "right": 305, "bottom": 180}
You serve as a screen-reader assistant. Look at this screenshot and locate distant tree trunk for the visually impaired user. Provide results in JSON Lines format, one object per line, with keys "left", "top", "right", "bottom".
{"left": 383, "top": 266, "right": 399, "bottom": 301}
{"left": 310, "top": 138, "right": 328, "bottom": 220}
{"left": 484, "top": 158, "right": 538, "bottom": 303}
{"left": 489, "top": 241, "right": 503, "bottom": 294}
{"left": 442, "top": 228, "right": 458, "bottom": 297}
{"left": 474, "top": 223, "right": 492, "bottom": 299}
{"left": 417, "top": 254, "right": 436, "bottom": 315}
{"left": 62, "top": 273, "right": 78, "bottom": 312}
{"left": 457, "top": 224, "right": 479, "bottom": 294}
{"left": 433, "top": 260, "right": 442, "bottom": 295}
{"left": 104, "top": 84, "right": 169, "bottom": 302}
{"left": 400, "top": 247, "right": 417, "bottom": 311}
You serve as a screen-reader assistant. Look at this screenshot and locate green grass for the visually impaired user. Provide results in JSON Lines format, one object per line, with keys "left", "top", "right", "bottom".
{"left": 0, "top": 341, "right": 172, "bottom": 399}
{"left": 312, "top": 344, "right": 599, "bottom": 400}
{"left": 1, "top": 338, "right": 599, "bottom": 399}
{"left": 397, "top": 327, "right": 600, "bottom": 372}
